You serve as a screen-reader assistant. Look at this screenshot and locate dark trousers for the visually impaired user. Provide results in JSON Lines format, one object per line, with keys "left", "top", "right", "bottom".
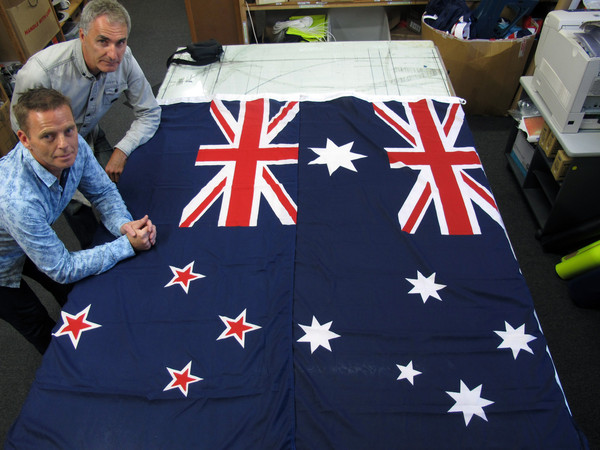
{"left": 63, "top": 128, "right": 113, "bottom": 249}
{"left": 0, "top": 259, "right": 73, "bottom": 354}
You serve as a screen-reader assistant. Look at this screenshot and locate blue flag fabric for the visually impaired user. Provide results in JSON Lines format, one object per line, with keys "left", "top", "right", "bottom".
{"left": 6, "top": 97, "right": 587, "bottom": 449}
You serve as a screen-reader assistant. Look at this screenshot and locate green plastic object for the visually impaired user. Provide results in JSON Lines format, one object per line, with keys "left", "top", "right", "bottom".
{"left": 286, "top": 15, "right": 328, "bottom": 42}
{"left": 556, "top": 240, "right": 600, "bottom": 280}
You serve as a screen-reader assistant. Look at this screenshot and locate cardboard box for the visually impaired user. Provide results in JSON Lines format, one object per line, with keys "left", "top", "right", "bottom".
{"left": 538, "top": 122, "right": 561, "bottom": 158}
{"left": 421, "top": 20, "right": 535, "bottom": 116}
{"left": 551, "top": 149, "right": 574, "bottom": 181}
{"left": 3, "top": 0, "right": 60, "bottom": 59}
{"left": 0, "top": 96, "right": 18, "bottom": 157}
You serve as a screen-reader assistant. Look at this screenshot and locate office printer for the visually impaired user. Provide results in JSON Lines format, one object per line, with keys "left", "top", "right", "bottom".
{"left": 533, "top": 10, "right": 600, "bottom": 133}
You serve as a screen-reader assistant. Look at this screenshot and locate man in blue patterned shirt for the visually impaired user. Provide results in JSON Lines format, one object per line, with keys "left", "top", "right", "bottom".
{"left": 0, "top": 88, "right": 157, "bottom": 353}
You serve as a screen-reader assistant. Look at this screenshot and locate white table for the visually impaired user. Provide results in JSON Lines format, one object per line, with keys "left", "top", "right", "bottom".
{"left": 157, "top": 41, "right": 455, "bottom": 102}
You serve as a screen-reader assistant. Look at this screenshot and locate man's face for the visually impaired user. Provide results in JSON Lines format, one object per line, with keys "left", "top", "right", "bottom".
{"left": 80, "top": 15, "right": 128, "bottom": 75}
{"left": 17, "top": 105, "right": 79, "bottom": 179}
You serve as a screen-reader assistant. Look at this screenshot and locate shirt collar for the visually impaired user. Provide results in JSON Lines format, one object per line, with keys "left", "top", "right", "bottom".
{"left": 21, "top": 143, "right": 62, "bottom": 188}
{"left": 74, "top": 40, "right": 97, "bottom": 80}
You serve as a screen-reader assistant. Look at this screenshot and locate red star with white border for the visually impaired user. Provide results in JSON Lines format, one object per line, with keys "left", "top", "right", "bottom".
{"left": 217, "top": 309, "right": 261, "bottom": 348}
{"left": 164, "top": 261, "right": 205, "bottom": 294}
{"left": 53, "top": 304, "right": 101, "bottom": 349}
{"left": 163, "top": 361, "right": 203, "bottom": 397}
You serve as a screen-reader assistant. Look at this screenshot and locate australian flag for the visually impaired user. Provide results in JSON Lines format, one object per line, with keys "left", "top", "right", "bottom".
{"left": 6, "top": 97, "right": 587, "bottom": 448}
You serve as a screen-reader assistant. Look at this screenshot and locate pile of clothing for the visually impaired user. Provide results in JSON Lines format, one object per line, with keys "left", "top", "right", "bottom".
{"left": 423, "top": 0, "right": 539, "bottom": 39}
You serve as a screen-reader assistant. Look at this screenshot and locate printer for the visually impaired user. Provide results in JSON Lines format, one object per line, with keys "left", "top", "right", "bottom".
{"left": 533, "top": 10, "right": 600, "bottom": 133}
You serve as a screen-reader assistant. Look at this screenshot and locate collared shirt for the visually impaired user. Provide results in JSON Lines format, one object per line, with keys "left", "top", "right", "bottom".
{"left": 0, "top": 135, "right": 136, "bottom": 288}
{"left": 10, "top": 39, "right": 161, "bottom": 157}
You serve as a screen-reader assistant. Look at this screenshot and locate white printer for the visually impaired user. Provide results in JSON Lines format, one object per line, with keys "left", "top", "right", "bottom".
{"left": 533, "top": 10, "right": 600, "bottom": 133}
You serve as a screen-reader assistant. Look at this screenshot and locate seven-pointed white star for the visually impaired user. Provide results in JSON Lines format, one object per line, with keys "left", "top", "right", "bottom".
{"left": 396, "top": 361, "right": 422, "bottom": 385}
{"left": 164, "top": 361, "right": 203, "bottom": 397}
{"left": 406, "top": 271, "right": 446, "bottom": 303}
{"left": 447, "top": 380, "right": 494, "bottom": 426}
{"left": 165, "top": 261, "right": 205, "bottom": 294}
{"left": 495, "top": 321, "right": 536, "bottom": 359}
{"left": 53, "top": 304, "right": 102, "bottom": 349}
{"left": 298, "top": 316, "right": 341, "bottom": 353}
{"left": 308, "top": 139, "right": 366, "bottom": 175}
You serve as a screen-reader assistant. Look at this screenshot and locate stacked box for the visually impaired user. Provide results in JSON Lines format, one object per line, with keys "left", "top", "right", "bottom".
{"left": 538, "top": 123, "right": 561, "bottom": 158}
{"left": 551, "top": 149, "right": 574, "bottom": 181}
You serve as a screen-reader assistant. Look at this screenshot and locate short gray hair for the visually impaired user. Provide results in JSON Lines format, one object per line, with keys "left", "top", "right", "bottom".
{"left": 80, "top": 0, "right": 131, "bottom": 35}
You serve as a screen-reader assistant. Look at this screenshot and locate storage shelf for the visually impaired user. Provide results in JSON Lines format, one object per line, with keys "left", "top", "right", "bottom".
{"left": 245, "top": 1, "right": 427, "bottom": 11}
{"left": 522, "top": 186, "right": 551, "bottom": 228}
{"left": 57, "top": 0, "right": 84, "bottom": 26}
{"left": 504, "top": 77, "right": 600, "bottom": 253}
{"left": 506, "top": 153, "right": 526, "bottom": 187}
{"left": 532, "top": 168, "right": 559, "bottom": 204}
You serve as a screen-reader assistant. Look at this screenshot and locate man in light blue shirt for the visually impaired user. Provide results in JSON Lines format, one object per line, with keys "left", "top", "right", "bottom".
{"left": 10, "top": 0, "right": 161, "bottom": 249}
{"left": 0, "top": 88, "right": 157, "bottom": 353}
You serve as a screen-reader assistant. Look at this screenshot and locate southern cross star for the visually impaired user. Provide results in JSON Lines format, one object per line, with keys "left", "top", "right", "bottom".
{"left": 297, "top": 316, "right": 341, "bottom": 353}
{"left": 53, "top": 304, "right": 101, "bottom": 349}
{"left": 447, "top": 380, "right": 494, "bottom": 426}
{"left": 495, "top": 321, "right": 536, "bottom": 359}
{"left": 165, "top": 261, "right": 205, "bottom": 294}
{"left": 164, "top": 361, "right": 202, "bottom": 397}
{"left": 217, "top": 309, "right": 261, "bottom": 348}
{"left": 396, "top": 361, "right": 422, "bottom": 385}
{"left": 406, "top": 271, "right": 446, "bottom": 303}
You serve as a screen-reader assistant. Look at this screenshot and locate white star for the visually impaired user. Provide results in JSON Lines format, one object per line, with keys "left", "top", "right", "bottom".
{"left": 53, "top": 304, "right": 102, "bottom": 349}
{"left": 494, "top": 322, "right": 536, "bottom": 359}
{"left": 164, "top": 261, "right": 205, "bottom": 294}
{"left": 297, "top": 316, "right": 341, "bottom": 353}
{"left": 164, "top": 361, "right": 203, "bottom": 397}
{"left": 447, "top": 380, "right": 494, "bottom": 426}
{"left": 406, "top": 271, "right": 446, "bottom": 303}
{"left": 396, "top": 361, "right": 422, "bottom": 385}
{"left": 308, "top": 139, "right": 366, "bottom": 175}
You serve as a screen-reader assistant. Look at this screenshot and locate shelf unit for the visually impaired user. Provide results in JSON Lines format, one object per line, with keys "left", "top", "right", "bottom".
{"left": 505, "top": 77, "right": 600, "bottom": 254}
{"left": 184, "top": 0, "right": 427, "bottom": 45}
{"left": 239, "top": 0, "right": 428, "bottom": 44}
{"left": 59, "top": 0, "right": 84, "bottom": 21}
{"left": 56, "top": 0, "right": 85, "bottom": 40}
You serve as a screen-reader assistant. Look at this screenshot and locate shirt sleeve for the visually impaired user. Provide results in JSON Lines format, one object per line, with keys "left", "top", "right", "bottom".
{"left": 9, "top": 58, "right": 51, "bottom": 133}
{"left": 76, "top": 136, "right": 134, "bottom": 236}
{"left": 114, "top": 53, "right": 161, "bottom": 156}
{"left": 2, "top": 199, "right": 135, "bottom": 285}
